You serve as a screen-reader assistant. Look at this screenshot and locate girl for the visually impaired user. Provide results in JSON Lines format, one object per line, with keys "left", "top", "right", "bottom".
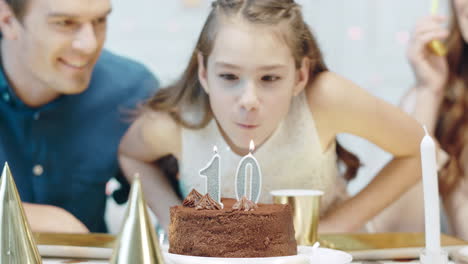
{"left": 118, "top": 0, "right": 424, "bottom": 232}
{"left": 372, "top": 0, "right": 468, "bottom": 239}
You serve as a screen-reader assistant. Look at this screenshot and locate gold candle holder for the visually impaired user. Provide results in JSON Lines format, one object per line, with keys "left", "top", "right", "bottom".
{"left": 271, "top": 189, "right": 323, "bottom": 246}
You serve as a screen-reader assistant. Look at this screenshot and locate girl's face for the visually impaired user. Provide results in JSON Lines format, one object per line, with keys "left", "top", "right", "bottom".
{"left": 198, "top": 21, "right": 309, "bottom": 154}
{"left": 455, "top": 0, "right": 468, "bottom": 42}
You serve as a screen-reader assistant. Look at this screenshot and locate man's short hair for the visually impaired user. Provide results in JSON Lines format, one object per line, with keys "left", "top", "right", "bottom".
{"left": 5, "top": 0, "right": 28, "bottom": 20}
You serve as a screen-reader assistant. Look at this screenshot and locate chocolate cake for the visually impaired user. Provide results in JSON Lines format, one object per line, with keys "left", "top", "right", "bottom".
{"left": 168, "top": 191, "right": 297, "bottom": 258}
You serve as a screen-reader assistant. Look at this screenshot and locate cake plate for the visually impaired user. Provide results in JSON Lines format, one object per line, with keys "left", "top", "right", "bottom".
{"left": 163, "top": 245, "right": 353, "bottom": 264}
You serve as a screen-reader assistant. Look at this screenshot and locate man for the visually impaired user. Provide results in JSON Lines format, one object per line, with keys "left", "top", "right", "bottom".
{"left": 0, "top": 0, "right": 158, "bottom": 233}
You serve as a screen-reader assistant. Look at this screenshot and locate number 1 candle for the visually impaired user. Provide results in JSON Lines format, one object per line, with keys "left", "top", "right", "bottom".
{"left": 199, "top": 146, "right": 221, "bottom": 203}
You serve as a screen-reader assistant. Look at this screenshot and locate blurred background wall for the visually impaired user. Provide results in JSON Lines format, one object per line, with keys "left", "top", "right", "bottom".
{"left": 104, "top": 0, "right": 451, "bottom": 233}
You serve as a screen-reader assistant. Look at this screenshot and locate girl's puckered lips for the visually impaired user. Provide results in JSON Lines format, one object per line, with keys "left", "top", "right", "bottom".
{"left": 236, "top": 123, "right": 259, "bottom": 129}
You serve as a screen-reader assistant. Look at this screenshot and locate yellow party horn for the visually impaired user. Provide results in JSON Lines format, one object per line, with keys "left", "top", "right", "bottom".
{"left": 429, "top": 0, "right": 448, "bottom": 56}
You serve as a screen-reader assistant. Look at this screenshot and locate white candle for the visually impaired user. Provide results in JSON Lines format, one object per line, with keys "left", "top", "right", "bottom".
{"left": 199, "top": 146, "right": 221, "bottom": 203}
{"left": 421, "top": 126, "right": 441, "bottom": 255}
{"left": 235, "top": 140, "right": 262, "bottom": 203}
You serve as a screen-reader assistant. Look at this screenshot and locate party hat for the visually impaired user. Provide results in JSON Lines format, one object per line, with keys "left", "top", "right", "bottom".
{"left": 0, "top": 162, "right": 42, "bottom": 264}
{"left": 110, "top": 175, "right": 164, "bottom": 263}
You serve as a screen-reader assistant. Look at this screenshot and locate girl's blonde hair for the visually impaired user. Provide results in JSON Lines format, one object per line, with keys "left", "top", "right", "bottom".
{"left": 146, "top": 0, "right": 361, "bottom": 180}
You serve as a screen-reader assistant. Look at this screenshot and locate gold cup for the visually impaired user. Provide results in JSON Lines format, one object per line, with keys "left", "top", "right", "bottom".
{"left": 271, "top": 189, "right": 324, "bottom": 246}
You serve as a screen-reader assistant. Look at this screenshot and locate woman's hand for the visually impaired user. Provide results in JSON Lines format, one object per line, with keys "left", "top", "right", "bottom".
{"left": 407, "top": 15, "right": 449, "bottom": 95}
{"left": 24, "top": 203, "right": 89, "bottom": 233}
{"left": 318, "top": 216, "right": 349, "bottom": 233}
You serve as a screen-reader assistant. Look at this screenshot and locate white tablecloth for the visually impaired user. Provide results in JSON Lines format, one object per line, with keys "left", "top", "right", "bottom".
{"left": 44, "top": 260, "right": 107, "bottom": 264}
{"left": 353, "top": 262, "right": 455, "bottom": 264}
{"left": 43, "top": 260, "right": 456, "bottom": 264}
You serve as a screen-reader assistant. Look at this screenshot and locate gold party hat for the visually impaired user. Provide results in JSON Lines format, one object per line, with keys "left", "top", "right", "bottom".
{"left": 110, "top": 175, "right": 164, "bottom": 264}
{"left": 0, "top": 162, "right": 42, "bottom": 263}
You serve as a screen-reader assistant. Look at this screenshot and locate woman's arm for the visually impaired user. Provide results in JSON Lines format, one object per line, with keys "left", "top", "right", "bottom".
{"left": 23, "top": 203, "right": 89, "bottom": 233}
{"left": 308, "top": 72, "right": 425, "bottom": 232}
{"left": 366, "top": 14, "right": 453, "bottom": 233}
{"left": 118, "top": 112, "right": 182, "bottom": 229}
{"left": 403, "top": 15, "right": 449, "bottom": 133}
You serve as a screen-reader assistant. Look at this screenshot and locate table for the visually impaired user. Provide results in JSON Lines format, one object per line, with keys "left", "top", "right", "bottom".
{"left": 34, "top": 232, "right": 467, "bottom": 263}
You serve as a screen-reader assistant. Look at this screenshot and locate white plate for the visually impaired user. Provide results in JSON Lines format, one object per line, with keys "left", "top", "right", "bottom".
{"left": 38, "top": 244, "right": 353, "bottom": 264}
{"left": 38, "top": 245, "right": 112, "bottom": 259}
{"left": 164, "top": 245, "right": 352, "bottom": 264}
{"left": 453, "top": 246, "right": 468, "bottom": 263}
{"left": 44, "top": 259, "right": 108, "bottom": 264}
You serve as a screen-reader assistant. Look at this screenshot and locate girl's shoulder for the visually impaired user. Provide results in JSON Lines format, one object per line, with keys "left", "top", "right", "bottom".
{"left": 139, "top": 110, "right": 182, "bottom": 158}
{"left": 304, "top": 71, "right": 350, "bottom": 149}
{"left": 304, "top": 71, "right": 374, "bottom": 142}
{"left": 305, "top": 71, "right": 356, "bottom": 113}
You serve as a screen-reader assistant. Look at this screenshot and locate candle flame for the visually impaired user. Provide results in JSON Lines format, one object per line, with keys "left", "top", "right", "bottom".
{"left": 249, "top": 140, "right": 255, "bottom": 152}
{"left": 213, "top": 145, "right": 218, "bottom": 154}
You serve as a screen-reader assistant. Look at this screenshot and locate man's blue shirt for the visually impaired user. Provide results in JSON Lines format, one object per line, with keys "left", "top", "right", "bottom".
{"left": 0, "top": 50, "right": 159, "bottom": 232}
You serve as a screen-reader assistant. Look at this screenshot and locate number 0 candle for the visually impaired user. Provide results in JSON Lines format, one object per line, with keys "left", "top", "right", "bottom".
{"left": 235, "top": 140, "right": 262, "bottom": 203}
